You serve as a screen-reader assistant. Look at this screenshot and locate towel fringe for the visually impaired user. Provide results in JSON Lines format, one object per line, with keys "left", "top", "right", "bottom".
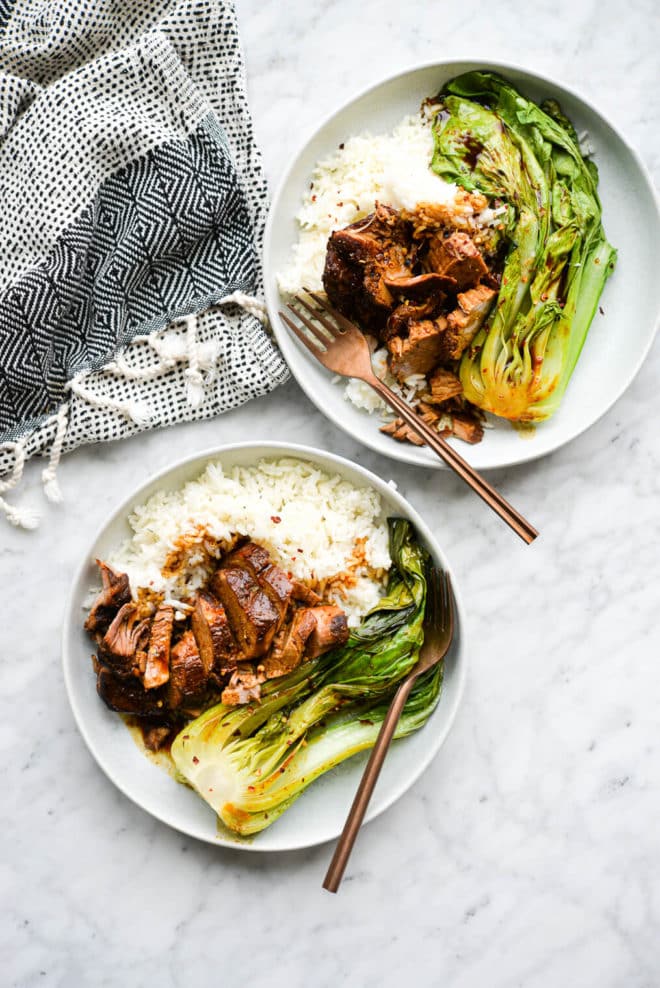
{"left": 74, "top": 293, "right": 264, "bottom": 412}
{"left": 41, "top": 402, "right": 69, "bottom": 503}
{"left": 0, "top": 440, "right": 40, "bottom": 529}
{"left": 1, "top": 292, "right": 267, "bottom": 529}
{"left": 67, "top": 374, "right": 153, "bottom": 426}
{"left": 183, "top": 313, "right": 205, "bottom": 408}
{"left": 219, "top": 290, "right": 268, "bottom": 324}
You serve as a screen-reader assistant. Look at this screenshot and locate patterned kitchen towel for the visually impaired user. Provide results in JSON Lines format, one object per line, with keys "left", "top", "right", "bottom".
{"left": 0, "top": 0, "right": 289, "bottom": 528}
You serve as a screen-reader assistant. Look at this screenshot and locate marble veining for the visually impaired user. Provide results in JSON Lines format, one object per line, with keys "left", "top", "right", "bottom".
{"left": 2, "top": 1, "right": 660, "bottom": 985}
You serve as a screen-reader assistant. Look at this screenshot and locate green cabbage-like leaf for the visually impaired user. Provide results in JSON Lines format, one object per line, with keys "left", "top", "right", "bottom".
{"left": 431, "top": 71, "right": 616, "bottom": 422}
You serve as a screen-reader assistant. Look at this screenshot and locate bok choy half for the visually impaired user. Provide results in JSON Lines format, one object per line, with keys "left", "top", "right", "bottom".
{"left": 431, "top": 71, "right": 616, "bottom": 422}
{"left": 171, "top": 519, "right": 442, "bottom": 836}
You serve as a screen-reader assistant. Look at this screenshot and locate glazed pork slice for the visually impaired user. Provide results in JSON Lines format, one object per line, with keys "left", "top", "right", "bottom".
{"left": 386, "top": 318, "right": 449, "bottom": 378}
{"left": 98, "top": 602, "right": 150, "bottom": 679}
{"left": 226, "top": 541, "right": 271, "bottom": 574}
{"left": 95, "top": 662, "right": 165, "bottom": 717}
{"left": 259, "top": 564, "right": 294, "bottom": 616}
{"left": 380, "top": 418, "right": 426, "bottom": 446}
{"left": 167, "top": 630, "right": 207, "bottom": 711}
{"left": 383, "top": 271, "right": 455, "bottom": 296}
{"left": 262, "top": 608, "right": 318, "bottom": 679}
{"left": 191, "top": 590, "right": 238, "bottom": 680}
{"left": 291, "top": 579, "right": 322, "bottom": 606}
{"left": 226, "top": 541, "right": 294, "bottom": 624}
{"left": 323, "top": 204, "right": 413, "bottom": 331}
{"left": 305, "top": 606, "right": 349, "bottom": 659}
{"left": 143, "top": 604, "right": 174, "bottom": 690}
{"left": 381, "top": 402, "right": 483, "bottom": 446}
{"left": 424, "top": 367, "right": 464, "bottom": 405}
{"left": 211, "top": 567, "right": 281, "bottom": 660}
{"left": 450, "top": 412, "right": 484, "bottom": 445}
{"left": 439, "top": 284, "right": 497, "bottom": 361}
{"left": 85, "top": 561, "right": 132, "bottom": 636}
{"left": 425, "top": 231, "right": 489, "bottom": 291}
{"left": 383, "top": 296, "right": 441, "bottom": 342}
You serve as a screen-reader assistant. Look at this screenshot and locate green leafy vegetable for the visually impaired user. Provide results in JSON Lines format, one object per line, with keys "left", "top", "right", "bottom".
{"left": 431, "top": 70, "right": 616, "bottom": 422}
{"left": 171, "top": 519, "right": 442, "bottom": 836}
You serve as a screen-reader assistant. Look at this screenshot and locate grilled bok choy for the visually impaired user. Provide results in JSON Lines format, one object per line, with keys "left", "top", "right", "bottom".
{"left": 431, "top": 71, "right": 616, "bottom": 422}
{"left": 171, "top": 519, "right": 442, "bottom": 836}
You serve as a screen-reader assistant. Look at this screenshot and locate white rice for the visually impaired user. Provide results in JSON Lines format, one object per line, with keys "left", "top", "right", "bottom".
{"left": 277, "top": 113, "right": 458, "bottom": 296}
{"left": 107, "top": 457, "right": 391, "bottom": 627}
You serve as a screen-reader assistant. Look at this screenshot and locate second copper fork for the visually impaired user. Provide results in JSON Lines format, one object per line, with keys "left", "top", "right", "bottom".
{"left": 280, "top": 291, "right": 538, "bottom": 544}
{"left": 323, "top": 567, "right": 455, "bottom": 893}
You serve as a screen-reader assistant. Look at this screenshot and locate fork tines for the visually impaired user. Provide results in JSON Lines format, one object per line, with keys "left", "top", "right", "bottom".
{"left": 280, "top": 291, "right": 354, "bottom": 352}
{"left": 427, "top": 568, "right": 453, "bottom": 634}
{"left": 279, "top": 293, "right": 328, "bottom": 354}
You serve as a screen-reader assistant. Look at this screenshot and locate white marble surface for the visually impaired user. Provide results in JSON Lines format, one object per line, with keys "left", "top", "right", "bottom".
{"left": 3, "top": 1, "right": 660, "bottom": 985}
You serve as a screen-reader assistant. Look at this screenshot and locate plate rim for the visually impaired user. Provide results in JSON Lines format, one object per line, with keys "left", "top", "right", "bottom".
{"left": 263, "top": 56, "right": 660, "bottom": 471}
{"left": 62, "top": 440, "right": 468, "bottom": 852}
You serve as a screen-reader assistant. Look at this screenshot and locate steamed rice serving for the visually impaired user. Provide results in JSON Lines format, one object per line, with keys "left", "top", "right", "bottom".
{"left": 277, "top": 113, "right": 458, "bottom": 296}
{"left": 107, "top": 457, "right": 391, "bottom": 627}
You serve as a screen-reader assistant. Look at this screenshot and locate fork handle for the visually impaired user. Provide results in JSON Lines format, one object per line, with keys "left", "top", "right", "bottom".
{"left": 368, "top": 377, "right": 538, "bottom": 545}
{"left": 323, "top": 675, "right": 416, "bottom": 893}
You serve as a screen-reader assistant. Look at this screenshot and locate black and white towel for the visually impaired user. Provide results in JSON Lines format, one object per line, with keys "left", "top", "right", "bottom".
{"left": 0, "top": 0, "right": 288, "bottom": 528}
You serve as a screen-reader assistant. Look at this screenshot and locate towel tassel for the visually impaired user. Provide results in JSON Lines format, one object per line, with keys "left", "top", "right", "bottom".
{"left": 41, "top": 402, "right": 69, "bottom": 503}
{"left": 0, "top": 441, "right": 40, "bottom": 530}
{"left": 219, "top": 290, "right": 268, "bottom": 325}
{"left": 67, "top": 374, "right": 153, "bottom": 426}
{"left": 183, "top": 313, "right": 205, "bottom": 408}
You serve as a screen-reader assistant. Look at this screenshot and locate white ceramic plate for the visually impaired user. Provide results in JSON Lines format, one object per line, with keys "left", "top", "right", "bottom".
{"left": 264, "top": 60, "right": 660, "bottom": 470}
{"left": 62, "top": 442, "right": 467, "bottom": 851}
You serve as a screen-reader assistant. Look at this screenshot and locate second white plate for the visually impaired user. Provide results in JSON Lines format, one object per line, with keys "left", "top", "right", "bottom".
{"left": 62, "top": 442, "right": 467, "bottom": 851}
{"left": 264, "top": 59, "right": 660, "bottom": 470}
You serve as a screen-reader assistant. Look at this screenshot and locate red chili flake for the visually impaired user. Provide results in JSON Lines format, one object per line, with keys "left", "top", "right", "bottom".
{"left": 247, "top": 785, "right": 256, "bottom": 792}
{"left": 336, "top": 201, "right": 344, "bottom": 207}
{"left": 182, "top": 735, "right": 190, "bottom": 741}
{"left": 297, "top": 548, "right": 303, "bottom": 553}
{"left": 359, "top": 719, "right": 375, "bottom": 727}
{"left": 192, "top": 755, "right": 199, "bottom": 764}
{"left": 271, "top": 515, "right": 281, "bottom": 523}
{"left": 311, "top": 194, "right": 317, "bottom": 202}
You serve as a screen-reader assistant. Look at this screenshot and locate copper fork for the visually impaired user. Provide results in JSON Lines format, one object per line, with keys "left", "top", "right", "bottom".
{"left": 279, "top": 292, "right": 538, "bottom": 544}
{"left": 323, "top": 567, "right": 455, "bottom": 893}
